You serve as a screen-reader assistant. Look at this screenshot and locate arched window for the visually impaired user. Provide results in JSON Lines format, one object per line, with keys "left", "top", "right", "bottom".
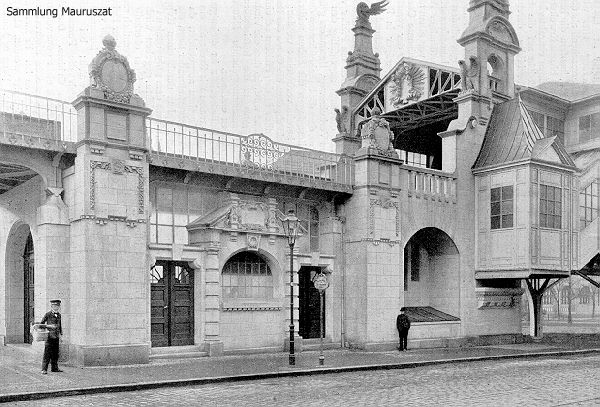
{"left": 222, "top": 252, "right": 273, "bottom": 299}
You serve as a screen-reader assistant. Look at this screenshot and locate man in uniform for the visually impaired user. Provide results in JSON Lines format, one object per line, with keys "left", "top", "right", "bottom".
{"left": 40, "top": 299, "right": 63, "bottom": 374}
{"left": 396, "top": 307, "right": 411, "bottom": 351}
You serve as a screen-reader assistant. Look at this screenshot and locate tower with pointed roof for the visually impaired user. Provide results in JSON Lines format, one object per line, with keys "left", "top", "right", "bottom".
{"left": 457, "top": 0, "right": 520, "bottom": 105}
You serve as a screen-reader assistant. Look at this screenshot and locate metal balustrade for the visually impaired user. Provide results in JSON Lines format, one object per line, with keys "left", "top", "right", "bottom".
{"left": 0, "top": 90, "right": 355, "bottom": 189}
{"left": 147, "top": 117, "right": 355, "bottom": 187}
{"left": 406, "top": 167, "right": 457, "bottom": 203}
{"left": 0, "top": 89, "right": 77, "bottom": 143}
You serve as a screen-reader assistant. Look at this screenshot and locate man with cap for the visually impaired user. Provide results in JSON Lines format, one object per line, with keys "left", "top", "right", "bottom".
{"left": 396, "top": 307, "right": 411, "bottom": 351}
{"left": 40, "top": 299, "right": 63, "bottom": 374}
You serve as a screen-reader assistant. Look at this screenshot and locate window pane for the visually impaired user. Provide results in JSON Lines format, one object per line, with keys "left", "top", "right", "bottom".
{"left": 150, "top": 224, "right": 157, "bottom": 243}
{"left": 174, "top": 213, "right": 188, "bottom": 226}
{"left": 540, "top": 200, "right": 547, "bottom": 214}
{"left": 173, "top": 188, "right": 187, "bottom": 211}
{"left": 491, "top": 202, "right": 500, "bottom": 216}
{"left": 157, "top": 225, "right": 173, "bottom": 244}
{"left": 547, "top": 187, "right": 554, "bottom": 200}
{"left": 592, "top": 112, "right": 600, "bottom": 135}
{"left": 553, "top": 215, "right": 562, "bottom": 229}
{"left": 540, "top": 215, "right": 547, "bottom": 228}
{"left": 157, "top": 187, "right": 173, "bottom": 208}
{"left": 502, "top": 186, "right": 513, "bottom": 200}
{"left": 502, "top": 214, "right": 513, "bottom": 228}
{"left": 157, "top": 210, "right": 173, "bottom": 225}
{"left": 174, "top": 227, "right": 188, "bottom": 244}
{"left": 501, "top": 200, "right": 513, "bottom": 214}
{"left": 491, "top": 216, "right": 500, "bottom": 229}
{"left": 491, "top": 187, "right": 501, "bottom": 202}
{"left": 540, "top": 185, "right": 547, "bottom": 199}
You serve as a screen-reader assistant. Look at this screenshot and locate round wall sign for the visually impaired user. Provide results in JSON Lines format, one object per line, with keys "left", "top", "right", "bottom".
{"left": 313, "top": 273, "right": 329, "bottom": 291}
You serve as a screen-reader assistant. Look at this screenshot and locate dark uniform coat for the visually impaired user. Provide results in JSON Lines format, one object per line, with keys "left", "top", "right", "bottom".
{"left": 41, "top": 311, "right": 62, "bottom": 339}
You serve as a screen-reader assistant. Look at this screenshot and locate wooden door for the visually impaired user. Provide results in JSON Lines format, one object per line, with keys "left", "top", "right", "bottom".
{"left": 299, "top": 267, "right": 325, "bottom": 339}
{"left": 151, "top": 261, "right": 194, "bottom": 347}
{"left": 23, "top": 234, "right": 34, "bottom": 344}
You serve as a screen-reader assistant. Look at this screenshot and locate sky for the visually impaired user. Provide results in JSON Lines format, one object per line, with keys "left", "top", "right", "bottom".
{"left": 1, "top": 0, "right": 599, "bottom": 151}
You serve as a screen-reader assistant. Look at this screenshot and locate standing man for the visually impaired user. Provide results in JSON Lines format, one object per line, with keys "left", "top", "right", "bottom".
{"left": 40, "top": 299, "right": 63, "bottom": 374}
{"left": 396, "top": 307, "right": 411, "bottom": 351}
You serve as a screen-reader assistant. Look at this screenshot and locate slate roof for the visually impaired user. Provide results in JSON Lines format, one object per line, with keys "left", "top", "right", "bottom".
{"left": 473, "top": 97, "right": 575, "bottom": 170}
{"left": 535, "top": 82, "right": 600, "bottom": 101}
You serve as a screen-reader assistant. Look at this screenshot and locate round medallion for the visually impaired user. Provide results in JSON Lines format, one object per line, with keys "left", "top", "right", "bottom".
{"left": 101, "top": 60, "right": 128, "bottom": 92}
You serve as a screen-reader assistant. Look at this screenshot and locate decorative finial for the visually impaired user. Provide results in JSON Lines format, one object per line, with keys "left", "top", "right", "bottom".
{"left": 102, "top": 35, "right": 116, "bottom": 51}
{"left": 356, "top": 1, "right": 389, "bottom": 28}
{"left": 371, "top": 107, "right": 381, "bottom": 116}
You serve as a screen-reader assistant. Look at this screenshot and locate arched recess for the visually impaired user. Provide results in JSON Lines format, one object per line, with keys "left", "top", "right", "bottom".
{"left": 3, "top": 221, "right": 33, "bottom": 344}
{"left": 403, "top": 227, "right": 460, "bottom": 316}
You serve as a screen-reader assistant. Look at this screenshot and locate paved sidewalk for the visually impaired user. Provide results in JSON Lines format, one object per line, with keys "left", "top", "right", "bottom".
{"left": 1, "top": 334, "right": 600, "bottom": 403}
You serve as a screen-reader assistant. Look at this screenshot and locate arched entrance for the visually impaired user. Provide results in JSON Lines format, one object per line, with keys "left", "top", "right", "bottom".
{"left": 4, "top": 222, "right": 33, "bottom": 344}
{"left": 23, "top": 233, "right": 34, "bottom": 343}
{"left": 403, "top": 227, "right": 460, "bottom": 316}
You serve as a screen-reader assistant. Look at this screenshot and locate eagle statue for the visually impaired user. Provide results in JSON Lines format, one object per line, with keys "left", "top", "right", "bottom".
{"left": 356, "top": 1, "right": 389, "bottom": 27}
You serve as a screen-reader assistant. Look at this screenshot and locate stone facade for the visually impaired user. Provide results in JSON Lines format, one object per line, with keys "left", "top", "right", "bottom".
{"left": 1, "top": 2, "right": 600, "bottom": 364}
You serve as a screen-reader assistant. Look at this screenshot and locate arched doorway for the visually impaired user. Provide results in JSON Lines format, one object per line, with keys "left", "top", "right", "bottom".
{"left": 403, "top": 228, "right": 460, "bottom": 316}
{"left": 4, "top": 222, "right": 33, "bottom": 344}
{"left": 23, "top": 233, "right": 34, "bottom": 343}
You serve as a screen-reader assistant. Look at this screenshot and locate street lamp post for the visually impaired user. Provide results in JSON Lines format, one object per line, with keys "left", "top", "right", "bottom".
{"left": 281, "top": 209, "right": 300, "bottom": 366}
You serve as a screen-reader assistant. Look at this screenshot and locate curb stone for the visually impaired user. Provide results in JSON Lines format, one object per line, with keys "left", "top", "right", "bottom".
{"left": 1, "top": 348, "right": 599, "bottom": 403}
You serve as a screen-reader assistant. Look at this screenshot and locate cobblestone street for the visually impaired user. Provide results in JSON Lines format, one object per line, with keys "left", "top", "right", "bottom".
{"left": 15, "top": 354, "right": 600, "bottom": 406}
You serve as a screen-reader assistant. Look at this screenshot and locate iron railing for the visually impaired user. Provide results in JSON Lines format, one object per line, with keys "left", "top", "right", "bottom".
{"left": 0, "top": 90, "right": 355, "bottom": 187}
{"left": 0, "top": 89, "right": 77, "bottom": 142}
{"left": 147, "top": 117, "right": 354, "bottom": 186}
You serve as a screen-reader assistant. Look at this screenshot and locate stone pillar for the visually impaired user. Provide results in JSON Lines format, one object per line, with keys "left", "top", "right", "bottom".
{"left": 33, "top": 187, "right": 70, "bottom": 358}
{"left": 68, "top": 36, "right": 152, "bottom": 366}
{"left": 203, "top": 246, "right": 223, "bottom": 355}
{"left": 341, "top": 114, "right": 403, "bottom": 350}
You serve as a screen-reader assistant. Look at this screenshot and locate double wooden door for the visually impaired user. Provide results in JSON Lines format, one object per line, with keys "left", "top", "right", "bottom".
{"left": 151, "top": 261, "right": 194, "bottom": 347}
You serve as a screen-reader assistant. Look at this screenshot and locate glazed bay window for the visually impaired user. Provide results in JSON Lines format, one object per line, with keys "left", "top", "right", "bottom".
{"left": 222, "top": 252, "right": 273, "bottom": 299}
{"left": 490, "top": 186, "right": 513, "bottom": 229}
{"left": 579, "top": 112, "right": 600, "bottom": 144}
{"left": 540, "top": 184, "right": 562, "bottom": 229}
{"left": 580, "top": 180, "right": 599, "bottom": 229}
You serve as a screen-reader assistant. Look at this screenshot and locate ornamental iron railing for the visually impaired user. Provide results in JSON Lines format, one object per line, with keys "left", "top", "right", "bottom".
{"left": 147, "top": 118, "right": 354, "bottom": 187}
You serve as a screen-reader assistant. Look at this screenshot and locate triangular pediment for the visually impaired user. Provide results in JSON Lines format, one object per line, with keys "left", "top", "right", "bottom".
{"left": 187, "top": 205, "right": 231, "bottom": 230}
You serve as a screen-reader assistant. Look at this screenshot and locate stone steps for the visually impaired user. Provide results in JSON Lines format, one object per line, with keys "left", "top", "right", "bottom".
{"left": 150, "top": 345, "right": 208, "bottom": 360}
